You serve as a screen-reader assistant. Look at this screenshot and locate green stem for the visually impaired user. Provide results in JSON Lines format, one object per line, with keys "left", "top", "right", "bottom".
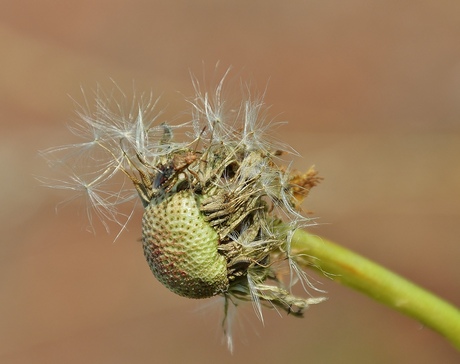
{"left": 290, "top": 229, "right": 460, "bottom": 350}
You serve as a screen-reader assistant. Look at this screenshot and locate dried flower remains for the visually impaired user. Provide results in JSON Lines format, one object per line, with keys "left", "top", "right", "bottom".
{"left": 41, "top": 72, "right": 326, "bottom": 351}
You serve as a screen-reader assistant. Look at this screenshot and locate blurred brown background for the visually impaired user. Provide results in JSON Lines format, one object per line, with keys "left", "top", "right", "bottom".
{"left": 1, "top": 1, "right": 459, "bottom": 363}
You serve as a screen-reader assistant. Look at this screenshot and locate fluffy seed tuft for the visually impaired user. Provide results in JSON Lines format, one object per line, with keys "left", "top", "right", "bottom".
{"left": 42, "top": 71, "right": 325, "bottom": 352}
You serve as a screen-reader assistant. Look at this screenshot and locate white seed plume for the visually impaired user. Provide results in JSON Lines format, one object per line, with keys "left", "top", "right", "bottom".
{"left": 41, "top": 71, "right": 325, "bottom": 352}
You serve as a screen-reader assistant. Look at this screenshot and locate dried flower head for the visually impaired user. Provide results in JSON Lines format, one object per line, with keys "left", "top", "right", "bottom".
{"left": 41, "top": 71, "right": 325, "bottom": 352}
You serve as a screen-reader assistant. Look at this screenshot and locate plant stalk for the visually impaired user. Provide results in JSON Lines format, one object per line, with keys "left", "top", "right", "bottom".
{"left": 291, "top": 229, "right": 460, "bottom": 350}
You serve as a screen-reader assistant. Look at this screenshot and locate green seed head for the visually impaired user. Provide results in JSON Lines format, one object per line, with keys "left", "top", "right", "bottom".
{"left": 43, "top": 72, "right": 325, "bottom": 352}
{"left": 142, "top": 189, "right": 229, "bottom": 298}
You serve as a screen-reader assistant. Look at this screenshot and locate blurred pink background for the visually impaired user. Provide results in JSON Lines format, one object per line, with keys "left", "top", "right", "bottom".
{"left": 1, "top": 1, "right": 459, "bottom": 363}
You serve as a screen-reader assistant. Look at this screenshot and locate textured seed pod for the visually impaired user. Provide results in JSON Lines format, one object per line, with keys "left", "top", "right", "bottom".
{"left": 142, "top": 189, "right": 229, "bottom": 299}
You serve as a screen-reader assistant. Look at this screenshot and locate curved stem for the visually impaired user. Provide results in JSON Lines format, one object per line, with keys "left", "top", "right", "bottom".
{"left": 290, "top": 229, "right": 460, "bottom": 350}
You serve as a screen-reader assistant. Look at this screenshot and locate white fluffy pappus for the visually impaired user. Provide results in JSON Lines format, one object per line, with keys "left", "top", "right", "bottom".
{"left": 41, "top": 69, "right": 325, "bottom": 352}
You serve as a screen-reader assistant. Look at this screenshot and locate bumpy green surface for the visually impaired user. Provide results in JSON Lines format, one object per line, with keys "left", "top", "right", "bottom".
{"left": 142, "top": 190, "right": 229, "bottom": 298}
